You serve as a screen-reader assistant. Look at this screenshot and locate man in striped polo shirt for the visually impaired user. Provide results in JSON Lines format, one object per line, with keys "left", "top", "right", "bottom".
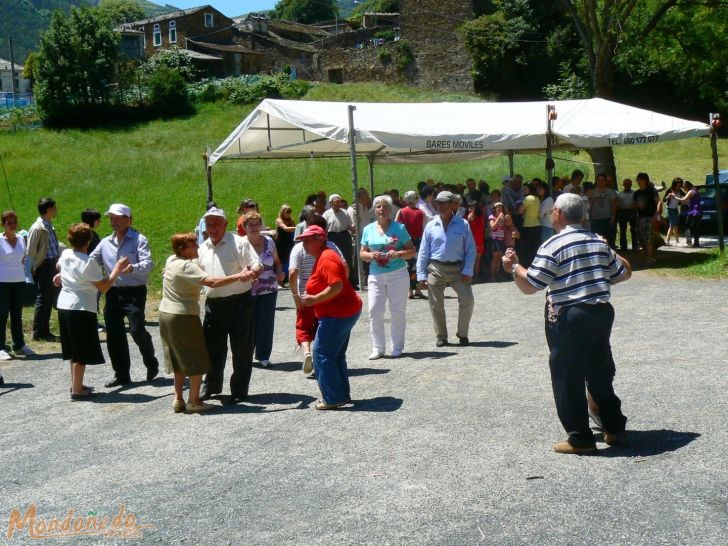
{"left": 502, "top": 193, "right": 632, "bottom": 455}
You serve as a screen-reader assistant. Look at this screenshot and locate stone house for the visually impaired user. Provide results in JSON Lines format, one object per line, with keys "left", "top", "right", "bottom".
{"left": 0, "top": 58, "right": 31, "bottom": 94}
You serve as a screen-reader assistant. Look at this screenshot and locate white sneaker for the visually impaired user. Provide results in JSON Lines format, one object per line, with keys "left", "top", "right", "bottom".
{"left": 259, "top": 359, "right": 272, "bottom": 368}
{"left": 368, "top": 350, "right": 384, "bottom": 360}
{"left": 303, "top": 352, "right": 313, "bottom": 375}
{"left": 391, "top": 349, "right": 403, "bottom": 358}
{"left": 0, "top": 350, "right": 11, "bottom": 361}
{"left": 13, "top": 345, "right": 36, "bottom": 357}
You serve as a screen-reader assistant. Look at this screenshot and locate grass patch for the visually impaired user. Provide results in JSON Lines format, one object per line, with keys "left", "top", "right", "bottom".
{"left": 673, "top": 249, "right": 728, "bottom": 279}
{"left": 0, "top": 88, "right": 726, "bottom": 296}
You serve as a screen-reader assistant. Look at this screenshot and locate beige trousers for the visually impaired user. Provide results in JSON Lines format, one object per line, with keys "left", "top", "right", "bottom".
{"left": 426, "top": 261, "right": 474, "bottom": 341}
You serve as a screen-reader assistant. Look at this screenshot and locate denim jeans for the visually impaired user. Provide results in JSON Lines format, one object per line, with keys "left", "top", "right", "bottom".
{"left": 253, "top": 290, "right": 277, "bottom": 361}
{"left": 313, "top": 311, "right": 361, "bottom": 404}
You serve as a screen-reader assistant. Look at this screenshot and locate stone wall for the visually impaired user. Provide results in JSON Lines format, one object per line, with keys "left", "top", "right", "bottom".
{"left": 399, "top": 0, "right": 477, "bottom": 93}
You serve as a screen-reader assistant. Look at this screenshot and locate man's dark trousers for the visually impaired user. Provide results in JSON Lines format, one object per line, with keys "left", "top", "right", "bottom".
{"left": 32, "top": 258, "right": 59, "bottom": 338}
{"left": 203, "top": 291, "right": 255, "bottom": 398}
{"left": 104, "top": 285, "right": 159, "bottom": 383}
{"left": 616, "top": 209, "right": 637, "bottom": 250}
{"left": 545, "top": 302, "right": 627, "bottom": 448}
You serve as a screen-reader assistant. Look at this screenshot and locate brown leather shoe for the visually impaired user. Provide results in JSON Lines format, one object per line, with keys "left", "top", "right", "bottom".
{"left": 603, "top": 431, "right": 628, "bottom": 447}
{"left": 553, "top": 441, "right": 597, "bottom": 455}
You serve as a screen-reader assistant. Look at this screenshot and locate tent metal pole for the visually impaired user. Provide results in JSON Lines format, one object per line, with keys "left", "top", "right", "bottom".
{"left": 507, "top": 151, "right": 514, "bottom": 177}
{"left": 348, "top": 105, "right": 365, "bottom": 290}
{"left": 205, "top": 145, "right": 213, "bottom": 203}
{"left": 368, "top": 155, "right": 375, "bottom": 197}
{"left": 546, "top": 105, "right": 556, "bottom": 194}
{"left": 709, "top": 113, "right": 724, "bottom": 254}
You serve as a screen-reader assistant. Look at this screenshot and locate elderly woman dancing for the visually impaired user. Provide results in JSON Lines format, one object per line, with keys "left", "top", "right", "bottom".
{"left": 159, "top": 233, "right": 251, "bottom": 413}
{"left": 56, "top": 223, "right": 128, "bottom": 400}
{"left": 361, "top": 195, "right": 416, "bottom": 359}
{"left": 299, "top": 225, "right": 362, "bottom": 410}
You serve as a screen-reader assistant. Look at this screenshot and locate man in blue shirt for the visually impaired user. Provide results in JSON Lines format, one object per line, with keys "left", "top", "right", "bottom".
{"left": 416, "top": 191, "right": 476, "bottom": 347}
{"left": 90, "top": 203, "right": 159, "bottom": 387}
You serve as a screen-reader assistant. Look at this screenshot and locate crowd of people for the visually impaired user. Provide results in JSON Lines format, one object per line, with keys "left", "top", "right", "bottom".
{"left": 0, "top": 170, "right": 698, "bottom": 450}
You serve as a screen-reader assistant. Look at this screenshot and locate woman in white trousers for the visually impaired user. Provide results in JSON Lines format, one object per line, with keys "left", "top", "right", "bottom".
{"left": 360, "top": 195, "right": 417, "bottom": 359}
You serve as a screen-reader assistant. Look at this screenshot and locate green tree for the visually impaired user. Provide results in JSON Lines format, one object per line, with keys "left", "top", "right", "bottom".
{"left": 460, "top": 1, "right": 579, "bottom": 100}
{"left": 34, "top": 7, "right": 119, "bottom": 124}
{"left": 96, "top": 0, "right": 145, "bottom": 26}
{"left": 273, "top": 0, "right": 338, "bottom": 24}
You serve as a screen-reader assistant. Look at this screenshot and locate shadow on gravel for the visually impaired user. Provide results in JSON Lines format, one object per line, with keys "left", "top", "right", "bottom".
{"left": 30, "top": 352, "right": 63, "bottom": 360}
{"left": 342, "top": 396, "right": 403, "bottom": 412}
{"left": 348, "top": 368, "right": 390, "bottom": 376}
{"left": 246, "top": 392, "right": 316, "bottom": 409}
{"left": 406, "top": 351, "right": 458, "bottom": 360}
{"left": 275, "top": 306, "right": 295, "bottom": 311}
{"left": 599, "top": 429, "right": 700, "bottom": 457}
{"left": 466, "top": 340, "right": 518, "bottom": 349}
{"left": 0, "top": 382, "right": 34, "bottom": 397}
{"left": 92, "top": 392, "right": 172, "bottom": 404}
{"left": 259, "top": 361, "right": 304, "bottom": 372}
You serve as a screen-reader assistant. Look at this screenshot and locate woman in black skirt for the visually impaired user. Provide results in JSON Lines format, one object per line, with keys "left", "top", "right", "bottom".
{"left": 56, "top": 224, "right": 128, "bottom": 400}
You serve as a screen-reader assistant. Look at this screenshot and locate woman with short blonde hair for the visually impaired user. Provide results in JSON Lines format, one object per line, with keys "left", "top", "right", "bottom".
{"left": 360, "top": 195, "right": 416, "bottom": 359}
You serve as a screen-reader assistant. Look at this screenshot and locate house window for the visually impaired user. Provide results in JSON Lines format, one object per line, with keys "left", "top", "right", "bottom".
{"left": 140, "top": 27, "right": 146, "bottom": 49}
{"left": 205, "top": 13, "right": 214, "bottom": 27}
{"left": 169, "top": 20, "right": 177, "bottom": 43}
{"left": 153, "top": 23, "right": 162, "bottom": 46}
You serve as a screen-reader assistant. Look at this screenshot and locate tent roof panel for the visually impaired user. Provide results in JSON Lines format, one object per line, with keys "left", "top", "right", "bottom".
{"left": 209, "top": 98, "right": 710, "bottom": 166}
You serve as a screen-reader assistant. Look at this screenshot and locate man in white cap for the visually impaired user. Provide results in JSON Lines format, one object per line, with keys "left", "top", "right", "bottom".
{"left": 90, "top": 203, "right": 159, "bottom": 387}
{"left": 416, "top": 191, "right": 476, "bottom": 347}
{"left": 198, "top": 207, "right": 261, "bottom": 405}
{"left": 323, "top": 193, "right": 356, "bottom": 287}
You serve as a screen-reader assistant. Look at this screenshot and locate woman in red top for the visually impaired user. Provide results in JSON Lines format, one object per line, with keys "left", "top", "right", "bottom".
{"left": 299, "top": 225, "right": 362, "bottom": 410}
{"left": 467, "top": 200, "right": 486, "bottom": 279}
{"left": 395, "top": 191, "right": 427, "bottom": 299}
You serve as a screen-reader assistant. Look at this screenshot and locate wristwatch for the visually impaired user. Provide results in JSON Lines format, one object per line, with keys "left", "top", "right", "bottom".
{"left": 512, "top": 263, "right": 519, "bottom": 279}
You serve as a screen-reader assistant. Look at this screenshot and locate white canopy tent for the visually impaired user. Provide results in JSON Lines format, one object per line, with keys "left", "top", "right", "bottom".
{"left": 209, "top": 97, "right": 710, "bottom": 165}
{"left": 206, "top": 99, "right": 720, "bottom": 282}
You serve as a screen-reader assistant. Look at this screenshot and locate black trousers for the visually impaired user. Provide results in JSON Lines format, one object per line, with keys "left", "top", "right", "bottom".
{"left": 545, "top": 302, "right": 627, "bottom": 447}
{"left": 686, "top": 214, "right": 702, "bottom": 246}
{"left": 104, "top": 286, "right": 158, "bottom": 382}
{"left": 0, "top": 281, "right": 26, "bottom": 351}
{"left": 328, "top": 230, "right": 356, "bottom": 287}
{"left": 32, "top": 258, "right": 59, "bottom": 338}
{"left": 616, "top": 209, "right": 637, "bottom": 250}
{"left": 203, "top": 291, "right": 255, "bottom": 398}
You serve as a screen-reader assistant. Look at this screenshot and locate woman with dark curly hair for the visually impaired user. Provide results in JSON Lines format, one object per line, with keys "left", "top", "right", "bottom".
{"left": 56, "top": 223, "right": 128, "bottom": 400}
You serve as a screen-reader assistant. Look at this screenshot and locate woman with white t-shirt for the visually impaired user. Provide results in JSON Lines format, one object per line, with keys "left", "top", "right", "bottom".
{"left": 56, "top": 223, "right": 128, "bottom": 400}
{"left": 536, "top": 181, "right": 555, "bottom": 242}
{"left": 1, "top": 211, "right": 35, "bottom": 370}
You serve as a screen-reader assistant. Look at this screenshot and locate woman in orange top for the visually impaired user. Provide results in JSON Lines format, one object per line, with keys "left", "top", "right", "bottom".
{"left": 299, "top": 225, "right": 362, "bottom": 410}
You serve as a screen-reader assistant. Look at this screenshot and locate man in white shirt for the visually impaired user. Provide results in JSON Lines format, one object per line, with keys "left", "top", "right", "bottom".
{"left": 198, "top": 207, "right": 262, "bottom": 405}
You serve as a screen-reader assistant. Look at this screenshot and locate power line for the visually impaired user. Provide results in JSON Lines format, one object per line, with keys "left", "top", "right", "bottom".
{"left": 0, "top": 152, "right": 16, "bottom": 210}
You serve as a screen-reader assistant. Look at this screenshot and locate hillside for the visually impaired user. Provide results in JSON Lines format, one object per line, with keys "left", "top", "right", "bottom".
{"left": 0, "top": 0, "right": 177, "bottom": 62}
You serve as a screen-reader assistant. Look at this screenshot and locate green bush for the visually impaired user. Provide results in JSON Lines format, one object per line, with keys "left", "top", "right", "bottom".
{"left": 191, "top": 74, "right": 311, "bottom": 105}
{"left": 148, "top": 66, "right": 195, "bottom": 117}
{"left": 377, "top": 48, "right": 392, "bottom": 64}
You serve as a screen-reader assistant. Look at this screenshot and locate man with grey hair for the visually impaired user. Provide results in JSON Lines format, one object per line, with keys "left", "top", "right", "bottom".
{"left": 198, "top": 207, "right": 262, "bottom": 405}
{"left": 416, "top": 191, "right": 476, "bottom": 347}
{"left": 502, "top": 193, "right": 632, "bottom": 455}
{"left": 324, "top": 194, "right": 356, "bottom": 287}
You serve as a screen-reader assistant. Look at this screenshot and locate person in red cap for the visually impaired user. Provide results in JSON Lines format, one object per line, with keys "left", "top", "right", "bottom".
{"left": 298, "top": 225, "right": 362, "bottom": 409}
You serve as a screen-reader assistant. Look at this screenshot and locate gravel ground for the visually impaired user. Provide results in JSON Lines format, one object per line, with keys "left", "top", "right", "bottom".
{"left": 1, "top": 270, "right": 727, "bottom": 545}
